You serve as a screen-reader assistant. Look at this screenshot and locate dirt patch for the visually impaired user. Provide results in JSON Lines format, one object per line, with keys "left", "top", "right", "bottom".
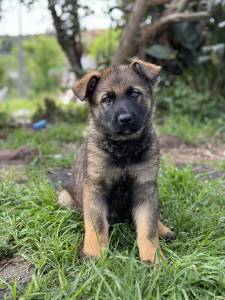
{"left": 0, "top": 146, "right": 39, "bottom": 183}
{"left": 192, "top": 164, "right": 225, "bottom": 181}
{"left": 0, "top": 146, "right": 39, "bottom": 169}
{"left": 0, "top": 256, "right": 34, "bottom": 297}
{"left": 160, "top": 135, "right": 225, "bottom": 165}
{"left": 159, "top": 135, "right": 186, "bottom": 149}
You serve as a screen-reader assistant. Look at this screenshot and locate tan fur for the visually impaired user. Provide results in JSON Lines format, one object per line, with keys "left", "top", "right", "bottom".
{"left": 82, "top": 183, "right": 108, "bottom": 256}
{"left": 58, "top": 190, "right": 74, "bottom": 209}
{"left": 72, "top": 71, "right": 101, "bottom": 101}
{"left": 130, "top": 60, "right": 161, "bottom": 82}
{"left": 158, "top": 220, "right": 175, "bottom": 239}
{"left": 133, "top": 203, "right": 162, "bottom": 263}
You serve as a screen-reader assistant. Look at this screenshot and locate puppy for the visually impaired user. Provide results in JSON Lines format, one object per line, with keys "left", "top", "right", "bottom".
{"left": 58, "top": 60, "right": 176, "bottom": 263}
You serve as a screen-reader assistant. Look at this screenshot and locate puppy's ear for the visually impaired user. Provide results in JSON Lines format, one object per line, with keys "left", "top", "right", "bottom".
{"left": 130, "top": 59, "right": 161, "bottom": 85}
{"left": 72, "top": 71, "right": 101, "bottom": 101}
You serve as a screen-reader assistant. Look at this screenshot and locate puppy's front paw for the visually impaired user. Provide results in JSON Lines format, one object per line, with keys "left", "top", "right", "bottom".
{"left": 81, "top": 245, "right": 101, "bottom": 258}
{"left": 138, "top": 239, "right": 164, "bottom": 264}
{"left": 141, "top": 252, "right": 162, "bottom": 265}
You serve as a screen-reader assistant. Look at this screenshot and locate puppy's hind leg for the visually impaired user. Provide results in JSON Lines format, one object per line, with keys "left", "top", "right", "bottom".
{"left": 58, "top": 189, "right": 74, "bottom": 209}
{"left": 158, "top": 220, "right": 176, "bottom": 242}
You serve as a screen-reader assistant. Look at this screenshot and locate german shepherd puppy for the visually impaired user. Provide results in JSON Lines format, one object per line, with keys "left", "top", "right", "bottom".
{"left": 58, "top": 60, "right": 176, "bottom": 263}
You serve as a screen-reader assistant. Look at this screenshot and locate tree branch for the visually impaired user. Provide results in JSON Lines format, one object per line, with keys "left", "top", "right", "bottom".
{"left": 148, "top": 0, "right": 169, "bottom": 6}
{"left": 112, "top": 0, "right": 147, "bottom": 64}
{"left": 141, "top": 11, "right": 210, "bottom": 43}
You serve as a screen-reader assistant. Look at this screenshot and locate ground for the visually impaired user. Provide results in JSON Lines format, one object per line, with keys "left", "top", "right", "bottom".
{"left": 0, "top": 99, "right": 225, "bottom": 299}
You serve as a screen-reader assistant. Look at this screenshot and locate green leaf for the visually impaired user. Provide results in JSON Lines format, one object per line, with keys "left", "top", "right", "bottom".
{"left": 171, "top": 22, "right": 203, "bottom": 50}
{"left": 202, "top": 43, "right": 225, "bottom": 57}
{"left": 145, "top": 44, "right": 177, "bottom": 60}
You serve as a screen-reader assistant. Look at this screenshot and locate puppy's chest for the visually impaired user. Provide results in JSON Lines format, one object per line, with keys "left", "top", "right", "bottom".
{"left": 105, "top": 173, "right": 134, "bottom": 223}
{"left": 105, "top": 140, "right": 150, "bottom": 169}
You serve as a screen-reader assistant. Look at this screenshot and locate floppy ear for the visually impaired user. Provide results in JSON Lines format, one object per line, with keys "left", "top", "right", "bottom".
{"left": 72, "top": 71, "right": 101, "bottom": 101}
{"left": 130, "top": 59, "right": 161, "bottom": 84}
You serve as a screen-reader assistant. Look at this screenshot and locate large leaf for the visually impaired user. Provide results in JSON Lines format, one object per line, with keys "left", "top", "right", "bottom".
{"left": 145, "top": 44, "right": 177, "bottom": 60}
{"left": 198, "top": 43, "right": 225, "bottom": 65}
{"left": 197, "top": 55, "right": 211, "bottom": 64}
{"left": 202, "top": 43, "right": 225, "bottom": 56}
{"left": 171, "top": 22, "right": 203, "bottom": 50}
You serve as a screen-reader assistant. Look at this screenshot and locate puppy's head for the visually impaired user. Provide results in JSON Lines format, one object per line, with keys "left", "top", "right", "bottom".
{"left": 72, "top": 60, "right": 161, "bottom": 137}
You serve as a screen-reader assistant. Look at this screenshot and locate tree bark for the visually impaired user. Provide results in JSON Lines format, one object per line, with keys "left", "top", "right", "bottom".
{"left": 112, "top": 0, "right": 148, "bottom": 65}
{"left": 148, "top": 0, "right": 168, "bottom": 6}
{"left": 48, "top": 0, "right": 83, "bottom": 78}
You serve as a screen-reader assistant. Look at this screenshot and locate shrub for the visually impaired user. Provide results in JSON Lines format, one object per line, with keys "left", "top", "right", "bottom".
{"left": 24, "top": 35, "right": 66, "bottom": 92}
{"left": 156, "top": 78, "right": 225, "bottom": 121}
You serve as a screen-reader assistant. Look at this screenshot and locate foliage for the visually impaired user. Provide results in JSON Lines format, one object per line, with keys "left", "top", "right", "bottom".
{"left": 157, "top": 114, "right": 224, "bottom": 144}
{"left": 0, "top": 111, "right": 10, "bottom": 129}
{"left": 0, "top": 36, "right": 14, "bottom": 54}
{"left": 156, "top": 76, "right": 225, "bottom": 121}
{"left": 24, "top": 35, "right": 65, "bottom": 92}
{"left": 32, "top": 97, "right": 88, "bottom": 124}
{"left": 88, "top": 29, "right": 121, "bottom": 66}
{"left": 0, "top": 48, "right": 17, "bottom": 91}
{"left": 141, "top": 1, "right": 225, "bottom": 76}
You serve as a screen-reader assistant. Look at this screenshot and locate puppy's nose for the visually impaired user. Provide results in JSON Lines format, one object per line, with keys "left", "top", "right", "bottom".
{"left": 118, "top": 113, "right": 134, "bottom": 125}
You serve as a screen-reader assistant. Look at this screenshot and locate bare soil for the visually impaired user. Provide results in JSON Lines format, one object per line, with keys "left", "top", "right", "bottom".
{"left": 160, "top": 135, "right": 225, "bottom": 165}
{"left": 0, "top": 257, "right": 34, "bottom": 298}
{"left": 0, "top": 146, "right": 39, "bottom": 169}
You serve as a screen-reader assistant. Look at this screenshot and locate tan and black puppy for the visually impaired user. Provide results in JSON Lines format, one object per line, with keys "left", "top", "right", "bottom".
{"left": 58, "top": 60, "right": 176, "bottom": 263}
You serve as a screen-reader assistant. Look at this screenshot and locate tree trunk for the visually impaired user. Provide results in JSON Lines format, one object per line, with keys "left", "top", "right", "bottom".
{"left": 112, "top": 0, "right": 147, "bottom": 65}
{"left": 48, "top": 0, "right": 83, "bottom": 78}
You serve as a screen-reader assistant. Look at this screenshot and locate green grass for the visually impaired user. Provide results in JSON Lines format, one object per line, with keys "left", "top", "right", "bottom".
{"left": 0, "top": 98, "right": 40, "bottom": 115}
{"left": 157, "top": 115, "right": 224, "bottom": 145}
{"left": 0, "top": 166, "right": 224, "bottom": 299}
{"left": 0, "top": 99, "right": 225, "bottom": 299}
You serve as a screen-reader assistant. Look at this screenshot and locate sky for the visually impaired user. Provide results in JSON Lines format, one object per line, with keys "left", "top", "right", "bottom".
{"left": 0, "top": 0, "right": 116, "bottom": 36}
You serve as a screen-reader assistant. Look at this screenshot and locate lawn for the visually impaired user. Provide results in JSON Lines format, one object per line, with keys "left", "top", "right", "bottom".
{"left": 0, "top": 99, "right": 225, "bottom": 299}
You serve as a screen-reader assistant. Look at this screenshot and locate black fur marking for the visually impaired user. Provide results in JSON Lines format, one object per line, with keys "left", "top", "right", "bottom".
{"left": 162, "top": 231, "right": 176, "bottom": 242}
{"left": 106, "top": 174, "right": 134, "bottom": 224}
{"left": 99, "top": 129, "right": 153, "bottom": 168}
{"left": 90, "top": 208, "right": 105, "bottom": 234}
{"left": 95, "top": 217, "right": 105, "bottom": 234}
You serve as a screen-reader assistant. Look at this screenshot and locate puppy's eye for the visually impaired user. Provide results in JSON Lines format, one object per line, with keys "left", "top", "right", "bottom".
{"left": 102, "top": 95, "right": 112, "bottom": 104}
{"left": 130, "top": 89, "right": 141, "bottom": 99}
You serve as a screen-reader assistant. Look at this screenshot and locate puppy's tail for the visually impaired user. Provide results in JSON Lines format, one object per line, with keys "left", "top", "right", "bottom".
{"left": 58, "top": 189, "right": 74, "bottom": 209}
